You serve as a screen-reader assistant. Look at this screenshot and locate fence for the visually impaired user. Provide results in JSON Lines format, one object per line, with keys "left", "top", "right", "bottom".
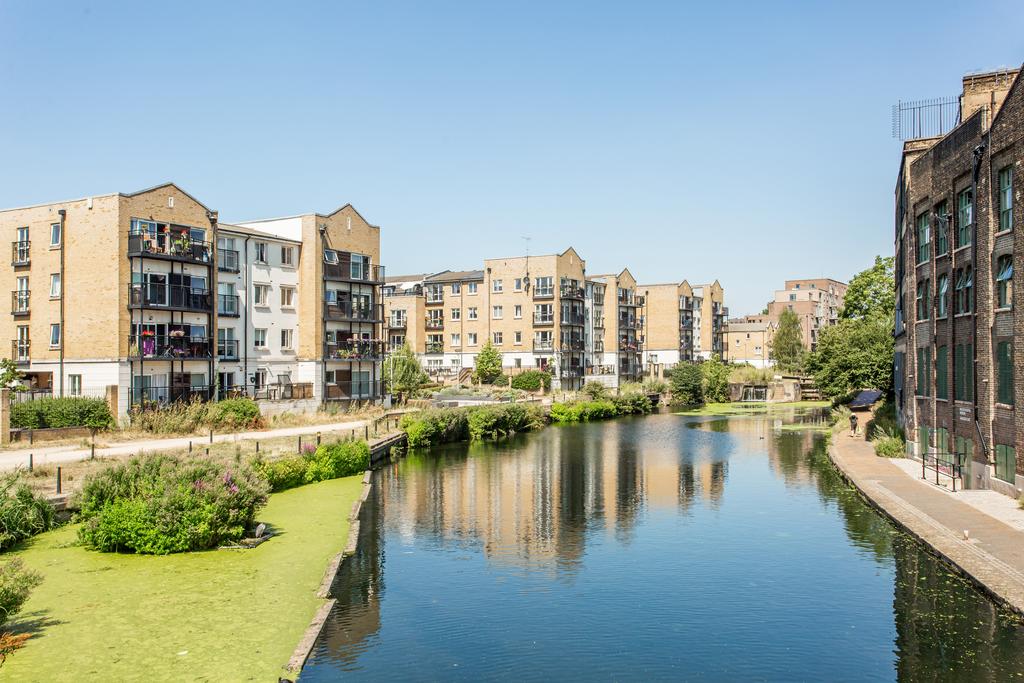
{"left": 892, "top": 96, "right": 961, "bottom": 140}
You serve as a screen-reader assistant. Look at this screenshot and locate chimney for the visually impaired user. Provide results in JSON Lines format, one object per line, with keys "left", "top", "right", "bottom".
{"left": 961, "top": 68, "right": 1019, "bottom": 128}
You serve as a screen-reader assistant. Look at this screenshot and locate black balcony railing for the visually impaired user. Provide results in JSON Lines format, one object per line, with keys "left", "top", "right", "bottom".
{"left": 218, "top": 339, "right": 239, "bottom": 359}
{"left": 131, "top": 385, "right": 214, "bottom": 406}
{"left": 11, "top": 241, "right": 30, "bottom": 266}
{"left": 128, "top": 232, "right": 213, "bottom": 264}
{"left": 560, "top": 285, "right": 585, "bottom": 299}
{"left": 130, "top": 284, "right": 213, "bottom": 312}
{"left": 561, "top": 314, "right": 585, "bottom": 326}
{"left": 585, "top": 364, "right": 616, "bottom": 376}
{"left": 323, "top": 262, "right": 386, "bottom": 283}
{"left": 593, "top": 318, "right": 605, "bottom": 329}
{"left": 325, "top": 302, "right": 380, "bottom": 322}
{"left": 593, "top": 341, "right": 605, "bottom": 353}
{"left": 560, "top": 339, "right": 585, "bottom": 352}
{"left": 129, "top": 334, "right": 213, "bottom": 359}
{"left": 11, "top": 291, "right": 29, "bottom": 316}
{"left": 560, "top": 366, "right": 583, "bottom": 378}
{"left": 387, "top": 317, "right": 407, "bottom": 329}
{"left": 220, "top": 381, "right": 314, "bottom": 401}
{"left": 425, "top": 317, "right": 444, "bottom": 330}
{"left": 218, "top": 248, "right": 240, "bottom": 272}
{"left": 10, "top": 340, "right": 29, "bottom": 364}
{"left": 534, "top": 314, "right": 555, "bottom": 326}
{"left": 325, "top": 380, "right": 384, "bottom": 401}
{"left": 218, "top": 294, "right": 239, "bottom": 317}
{"left": 425, "top": 342, "right": 444, "bottom": 354}
{"left": 533, "top": 340, "right": 555, "bottom": 353}
{"left": 324, "top": 339, "right": 386, "bottom": 361}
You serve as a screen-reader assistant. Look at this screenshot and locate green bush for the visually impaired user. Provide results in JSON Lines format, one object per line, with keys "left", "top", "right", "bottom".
{"left": 304, "top": 441, "right": 370, "bottom": 483}
{"left": 10, "top": 397, "right": 113, "bottom": 430}
{"left": 207, "top": 398, "right": 262, "bottom": 430}
{"left": 0, "top": 474, "right": 55, "bottom": 551}
{"left": 76, "top": 453, "right": 269, "bottom": 554}
{"left": 510, "top": 370, "right": 552, "bottom": 391}
{"left": 642, "top": 378, "right": 669, "bottom": 394}
{"left": 0, "top": 559, "right": 42, "bottom": 627}
{"left": 874, "top": 436, "right": 905, "bottom": 458}
{"left": 467, "top": 404, "right": 545, "bottom": 440}
{"left": 611, "top": 391, "right": 653, "bottom": 416}
{"left": 254, "top": 456, "right": 309, "bottom": 492}
{"left": 582, "top": 381, "right": 610, "bottom": 400}
{"left": 551, "top": 399, "right": 619, "bottom": 423}
{"left": 400, "top": 408, "right": 470, "bottom": 448}
{"left": 669, "top": 364, "right": 704, "bottom": 406}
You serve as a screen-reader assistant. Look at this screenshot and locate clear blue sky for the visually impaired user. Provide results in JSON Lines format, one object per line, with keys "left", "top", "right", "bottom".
{"left": 1, "top": 1, "right": 1021, "bottom": 315}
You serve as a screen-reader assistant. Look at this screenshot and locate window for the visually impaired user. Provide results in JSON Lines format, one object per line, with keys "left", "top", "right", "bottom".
{"left": 451, "top": 307, "right": 461, "bottom": 321}
{"left": 514, "top": 331, "right": 522, "bottom": 345}
{"left": 281, "top": 329, "right": 294, "bottom": 350}
{"left": 280, "top": 286, "right": 296, "bottom": 308}
{"left": 492, "top": 279, "right": 503, "bottom": 293}
{"left": 467, "top": 332, "right": 478, "bottom": 346}
{"left": 350, "top": 254, "right": 367, "bottom": 280}
{"left": 996, "top": 255, "right": 1013, "bottom": 309}
{"left": 514, "top": 278, "right": 522, "bottom": 291}
{"left": 534, "top": 304, "right": 554, "bottom": 324}
{"left": 254, "top": 329, "right": 267, "bottom": 348}
{"left": 954, "top": 343, "right": 974, "bottom": 402}
{"left": 514, "top": 304, "right": 522, "bottom": 319}
{"left": 68, "top": 374, "right": 82, "bottom": 396}
{"left": 955, "top": 267, "right": 973, "bottom": 314}
{"left": 492, "top": 305, "right": 503, "bottom": 319}
{"left": 468, "top": 282, "right": 478, "bottom": 294}
{"left": 535, "top": 276, "right": 553, "bottom": 296}
{"left": 935, "top": 201, "right": 948, "bottom": 255}
{"left": 995, "top": 444, "right": 1016, "bottom": 483}
{"left": 957, "top": 188, "right": 973, "bottom": 247}
{"left": 281, "top": 246, "right": 295, "bottom": 266}
{"left": 918, "top": 425, "right": 930, "bottom": 455}
{"left": 49, "top": 273, "right": 61, "bottom": 299}
{"left": 916, "top": 279, "right": 929, "bottom": 320}
{"left": 999, "top": 166, "right": 1013, "bottom": 232}
{"left": 997, "top": 341, "right": 1014, "bottom": 406}
{"left": 936, "top": 345, "right": 948, "bottom": 400}
{"left": 50, "top": 222, "right": 61, "bottom": 247}
{"left": 789, "top": 294, "right": 797, "bottom": 301}
{"left": 254, "top": 284, "right": 270, "bottom": 307}
{"left": 916, "top": 211, "right": 931, "bottom": 263}
{"left": 935, "top": 427, "right": 949, "bottom": 456}
{"left": 323, "top": 249, "right": 339, "bottom": 264}
{"left": 50, "top": 323, "right": 61, "bottom": 348}
{"left": 936, "top": 274, "right": 949, "bottom": 318}
{"left": 916, "top": 346, "right": 931, "bottom": 396}
{"left": 451, "top": 333, "right": 461, "bottom": 347}
{"left": 451, "top": 282, "right": 461, "bottom": 295}
{"left": 468, "top": 307, "right": 478, "bottom": 320}
{"left": 254, "top": 242, "right": 268, "bottom": 263}
{"left": 493, "top": 331, "right": 503, "bottom": 345}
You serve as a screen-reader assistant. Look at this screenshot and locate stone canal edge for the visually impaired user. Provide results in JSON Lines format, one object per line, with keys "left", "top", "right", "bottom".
{"left": 828, "top": 430, "right": 1024, "bottom": 618}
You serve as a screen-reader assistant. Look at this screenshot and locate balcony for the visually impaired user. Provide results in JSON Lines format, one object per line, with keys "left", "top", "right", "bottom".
{"left": 128, "top": 232, "right": 213, "bottom": 265}
{"left": 619, "top": 339, "right": 642, "bottom": 353}
{"left": 130, "top": 284, "right": 213, "bottom": 313}
{"left": 425, "top": 292, "right": 444, "bottom": 305}
{"left": 680, "top": 317, "right": 694, "bottom": 330}
{"left": 533, "top": 288, "right": 555, "bottom": 300}
{"left": 425, "top": 317, "right": 444, "bottom": 330}
{"left": 585, "top": 364, "right": 616, "bottom": 376}
{"left": 10, "top": 340, "right": 29, "bottom": 364}
{"left": 323, "top": 261, "right": 385, "bottom": 283}
{"left": 387, "top": 316, "right": 407, "bottom": 329}
{"left": 220, "top": 381, "right": 314, "bottom": 401}
{"left": 560, "top": 284, "right": 585, "bottom": 299}
{"left": 129, "top": 334, "right": 213, "bottom": 360}
{"left": 218, "top": 339, "right": 239, "bottom": 360}
{"left": 619, "top": 316, "right": 641, "bottom": 330}
{"left": 11, "top": 241, "right": 30, "bottom": 267}
{"left": 561, "top": 314, "right": 585, "bottom": 326}
{"left": 11, "top": 291, "right": 29, "bottom": 316}
{"left": 325, "top": 380, "right": 384, "bottom": 402}
{"left": 218, "top": 294, "right": 239, "bottom": 317}
{"left": 131, "top": 385, "right": 214, "bottom": 406}
{"left": 218, "top": 248, "right": 240, "bottom": 273}
{"left": 425, "top": 342, "right": 444, "bottom": 354}
{"left": 534, "top": 313, "right": 555, "bottom": 326}
{"left": 560, "top": 366, "right": 583, "bottom": 378}
{"left": 593, "top": 341, "right": 605, "bottom": 353}
{"left": 561, "top": 339, "right": 585, "bottom": 352}
{"left": 324, "top": 339, "right": 386, "bottom": 361}
{"left": 325, "top": 302, "right": 380, "bottom": 322}
{"left": 533, "top": 340, "right": 555, "bottom": 353}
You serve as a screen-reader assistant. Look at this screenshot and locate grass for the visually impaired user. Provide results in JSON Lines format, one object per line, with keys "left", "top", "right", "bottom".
{"left": 3, "top": 475, "right": 363, "bottom": 681}
{"left": 674, "top": 400, "right": 830, "bottom": 416}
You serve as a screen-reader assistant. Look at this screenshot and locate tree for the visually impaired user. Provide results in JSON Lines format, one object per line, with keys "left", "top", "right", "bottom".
{"left": 806, "top": 314, "right": 894, "bottom": 398}
{"left": 840, "top": 255, "right": 895, "bottom": 320}
{"left": 700, "top": 355, "right": 731, "bottom": 403}
{"left": 669, "top": 363, "right": 704, "bottom": 406}
{"left": 770, "top": 309, "right": 805, "bottom": 373}
{"left": 473, "top": 341, "right": 504, "bottom": 384}
{"left": 0, "top": 358, "right": 22, "bottom": 388}
{"left": 382, "top": 344, "right": 429, "bottom": 396}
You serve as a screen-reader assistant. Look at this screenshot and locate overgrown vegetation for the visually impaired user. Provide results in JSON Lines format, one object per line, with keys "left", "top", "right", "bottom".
{"left": 510, "top": 369, "right": 552, "bottom": 392}
{"left": 583, "top": 381, "right": 611, "bottom": 400}
{"left": 866, "top": 395, "right": 905, "bottom": 458}
{"left": 0, "top": 474, "right": 55, "bottom": 552}
{"left": 642, "top": 378, "right": 668, "bottom": 394}
{"left": 383, "top": 343, "right": 430, "bottom": 397}
{"left": 550, "top": 389, "right": 653, "bottom": 423}
{"left": 10, "top": 397, "right": 113, "bottom": 430}
{"left": 400, "top": 404, "right": 545, "bottom": 447}
{"left": 729, "top": 365, "right": 775, "bottom": 385}
{"left": 467, "top": 404, "right": 546, "bottom": 440}
{"left": 76, "top": 453, "right": 269, "bottom": 554}
{"left": 0, "top": 559, "right": 41, "bottom": 627}
{"left": 128, "top": 397, "right": 263, "bottom": 434}
{"left": 669, "top": 363, "right": 704, "bottom": 406}
{"left": 700, "top": 355, "right": 731, "bottom": 403}
{"left": 255, "top": 441, "right": 370, "bottom": 492}
{"left": 400, "top": 408, "right": 470, "bottom": 448}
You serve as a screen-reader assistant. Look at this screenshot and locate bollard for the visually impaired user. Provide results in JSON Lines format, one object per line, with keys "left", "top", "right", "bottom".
{"left": 29, "top": 429, "right": 33, "bottom": 445}
{"left": 317, "top": 431, "right": 321, "bottom": 446}
{"left": 56, "top": 466, "right": 62, "bottom": 494}
{"left": 256, "top": 440, "right": 260, "bottom": 453}
{"left": 210, "top": 429, "right": 214, "bottom": 444}
{"left": 365, "top": 425, "right": 369, "bottom": 440}
{"left": 189, "top": 441, "right": 193, "bottom": 454}
{"left": 297, "top": 436, "right": 302, "bottom": 453}
{"left": 28, "top": 453, "right": 33, "bottom": 472}
{"left": 91, "top": 442, "right": 95, "bottom": 460}
{"left": 206, "top": 447, "right": 210, "bottom": 456}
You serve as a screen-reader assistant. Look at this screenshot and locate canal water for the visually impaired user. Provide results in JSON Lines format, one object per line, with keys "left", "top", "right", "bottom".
{"left": 303, "top": 409, "right": 1024, "bottom": 681}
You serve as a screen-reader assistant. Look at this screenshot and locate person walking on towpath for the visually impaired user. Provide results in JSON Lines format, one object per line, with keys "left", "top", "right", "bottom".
{"left": 849, "top": 412, "right": 859, "bottom": 438}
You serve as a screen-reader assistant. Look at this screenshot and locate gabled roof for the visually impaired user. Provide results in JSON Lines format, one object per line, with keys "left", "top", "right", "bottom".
{"left": 319, "top": 203, "right": 380, "bottom": 229}
{"left": 218, "top": 221, "right": 302, "bottom": 243}
{"left": 122, "top": 182, "right": 214, "bottom": 214}
{"left": 425, "top": 269, "right": 484, "bottom": 282}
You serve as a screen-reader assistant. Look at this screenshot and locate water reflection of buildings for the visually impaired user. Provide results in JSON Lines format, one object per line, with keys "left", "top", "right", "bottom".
{"left": 382, "top": 419, "right": 729, "bottom": 574}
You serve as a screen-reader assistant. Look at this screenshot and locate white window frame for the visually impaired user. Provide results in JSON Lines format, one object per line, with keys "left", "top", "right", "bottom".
{"left": 254, "top": 284, "right": 271, "bottom": 307}
{"left": 514, "top": 304, "right": 522, "bottom": 319}
{"left": 254, "top": 242, "right": 268, "bottom": 264}
{"left": 281, "top": 328, "right": 294, "bottom": 350}
{"left": 50, "top": 323, "right": 61, "bottom": 348}
{"left": 451, "top": 307, "right": 461, "bottom": 321}
{"left": 514, "top": 331, "right": 522, "bottom": 345}
{"left": 254, "top": 328, "right": 268, "bottom": 349}
{"left": 492, "top": 279, "right": 503, "bottom": 293}
{"left": 280, "top": 286, "right": 296, "bottom": 308}
{"left": 492, "top": 305, "right": 503, "bottom": 319}
{"left": 323, "top": 249, "right": 339, "bottom": 264}
{"left": 468, "top": 282, "right": 478, "bottom": 294}
{"left": 493, "top": 331, "right": 503, "bottom": 345}
{"left": 68, "top": 374, "right": 82, "bottom": 396}
{"left": 468, "top": 307, "right": 478, "bottom": 320}
{"left": 281, "top": 245, "right": 295, "bottom": 267}
{"left": 50, "top": 222, "right": 61, "bottom": 247}
{"left": 468, "top": 332, "right": 478, "bottom": 346}
{"left": 49, "top": 273, "right": 61, "bottom": 299}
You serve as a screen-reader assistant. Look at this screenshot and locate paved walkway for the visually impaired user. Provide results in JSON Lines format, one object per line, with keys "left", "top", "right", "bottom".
{"left": 830, "top": 429, "right": 1024, "bottom": 615}
{"left": 0, "top": 418, "right": 377, "bottom": 472}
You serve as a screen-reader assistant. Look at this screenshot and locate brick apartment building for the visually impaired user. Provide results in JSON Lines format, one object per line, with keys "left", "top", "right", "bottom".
{"left": 765, "top": 278, "right": 847, "bottom": 351}
{"left": 639, "top": 280, "right": 727, "bottom": 375}
{"left": 1, "top": 183, "right": 386, "bottom": 417}
{"left": 895, "top": 67, "right": 1022, "bottom": 496}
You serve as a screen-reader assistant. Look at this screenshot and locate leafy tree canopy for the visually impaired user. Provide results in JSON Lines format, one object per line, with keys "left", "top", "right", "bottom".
{"left": 473, "top": 342, "right": 504, "bottom": 384}
{"left": 806, "top": 314, "right": 894, "bottom": 398}
{"left": 383, "top": 344, "right": 429, "bottom": 395}
{"left": 770, "top": 309, "right": 805, "bottom": 374}
{"left": 840, "top": 255, "right": 895, "bottom": 320}
{"left": 669, "top": 363, "right": 704, "bottom": 406}
{"left": 700, "top": 355, "right": 731, "bottom": 403}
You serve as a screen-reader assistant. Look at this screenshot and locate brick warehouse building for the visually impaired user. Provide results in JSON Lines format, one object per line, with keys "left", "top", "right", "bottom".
{"left": 895, "top": 67, "right": 1023, "bottom": 497}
